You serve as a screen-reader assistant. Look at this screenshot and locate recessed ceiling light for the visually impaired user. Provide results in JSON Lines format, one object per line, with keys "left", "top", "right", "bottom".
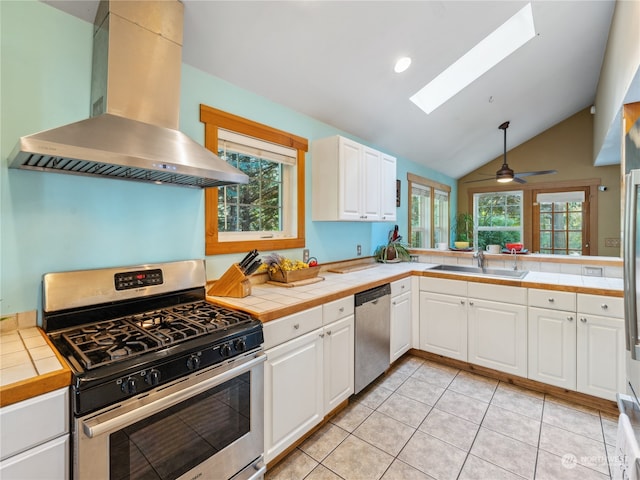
{"left": 410, "top": 3, "right": 535, "bottom": 114}
{"left": 394, "top": 57, "right": 412, "bottom": 73}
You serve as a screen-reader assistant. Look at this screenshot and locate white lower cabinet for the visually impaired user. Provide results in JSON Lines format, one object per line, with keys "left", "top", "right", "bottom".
{"left": 576, "top": 294, "right": 625, "bottom": 401}
{"left": 527, "top": 289, "right": 577, "bottom": 390}
{"left": 0, "top": 387, "right": 69, "bottom": 479}
{"left": 390, "top": 278, "right": 412, "bottom": 363}
{"left": 263, "top": 298, "right": 354, "bottom": 464}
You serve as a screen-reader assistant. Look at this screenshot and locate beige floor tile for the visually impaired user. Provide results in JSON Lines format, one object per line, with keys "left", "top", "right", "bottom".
{"left": 535, "top": 449, "right": 610, "bottom": 480}
{"left": 545, "top": 395, "right": 601, "bottom": 416}
{"left": 356, "top": 382, "right": 394, "bottom": 410}
{"left": 390, "top": 355, "right": 424, "bottom": 376}
{"left": 470, "top": 427, "right": 538, "bottom": 479}
{"left": 330, "top": 401, "right": 373, "bottom": 432}
{"left": 377, "top": 393, "right": 432, "bottom": 428}
{"left": 434, "top": 389, "right": 489, "bottom": 424}
{"left": 398, "top": 430, "right": 467, "bottom": 480}
{"left": 299, "top": 423, "right": 349, "bottom": 462}
{"left": 376, "top": 369, "right": 410, "bottom": 391}
{"left": 304, "top": 464, "right": 343, "bottom": 480}
{"left": 266, "top": 449, "right": 318, "bottom": 480}
{"left": 448, "top": 371, "right": 498, "bottom": 403}
{"left": 322, "top": 435, "right": 393, "bottom": 480}
{"left": 410, "top": 362, "right": 458, "bottom": 388}
{"left": 538, "top": 423, "right": 609, "bottom": 475}
{"left": 482, "top": 403, "right": 541, "bottom": 447}
{"left": 353, "top": 411, "right": 415, "bottom": 456}
{"left": 458, "top": 454, "right": 525, "bottom": 480}
{"left": 419, "top": 408, "right": 479, "bottom": 451}
{"left": 491, "top": 383, "right": 544, "bottom": 420}
{"left": 380, "top": 459, "right": 436, "bottom": 480}
{"left": 396, "top": 377, "right": 445, "bottom": 406}
{"left": 542, "top": 401, "right": 604, "bottom": 442}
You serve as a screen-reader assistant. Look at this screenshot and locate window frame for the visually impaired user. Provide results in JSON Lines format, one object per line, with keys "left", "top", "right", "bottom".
{"left": 473, "top": 190, "right": 524, "bottom": 248}
{"left": 407, "top": 172, "right": 451, "bottom": 248}
{"left": 201, "top": 105, "right": 308, "bottom": 255}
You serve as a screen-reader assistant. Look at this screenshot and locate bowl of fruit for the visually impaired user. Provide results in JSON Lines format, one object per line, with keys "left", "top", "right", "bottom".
{"left": 264, "top": 253, "right": 320, "bottom": 284}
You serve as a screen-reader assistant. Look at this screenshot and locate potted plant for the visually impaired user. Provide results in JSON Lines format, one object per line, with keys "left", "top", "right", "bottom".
{"left": 374, "top": 225, "right": 411, "bottom": 263}
{"left": 452, "top": 212, "right": 474, "bottom": 249}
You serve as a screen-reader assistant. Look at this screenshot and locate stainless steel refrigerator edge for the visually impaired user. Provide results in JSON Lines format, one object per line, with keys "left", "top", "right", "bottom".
{"left": 354, "top": 284, "right": 391, "bottom": 394}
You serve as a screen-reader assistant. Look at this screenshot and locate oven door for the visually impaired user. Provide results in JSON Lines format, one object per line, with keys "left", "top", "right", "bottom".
{"left": 74, "top": 351, "right": 265, "bottom": 480}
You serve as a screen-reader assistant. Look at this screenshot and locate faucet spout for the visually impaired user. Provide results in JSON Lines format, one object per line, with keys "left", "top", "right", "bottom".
{"left": 473, "top": 250, "right": 485, "bottom": 269}
{"left": 511, "top": 248, "right": 518, "bottom": 270}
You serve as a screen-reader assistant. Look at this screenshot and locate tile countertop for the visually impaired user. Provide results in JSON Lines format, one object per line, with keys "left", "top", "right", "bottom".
{"left": 207, "top": 262, "right": 624, "bottom": 322}
{"left": 0, "top": 326, "right": 72, "bottom": 408}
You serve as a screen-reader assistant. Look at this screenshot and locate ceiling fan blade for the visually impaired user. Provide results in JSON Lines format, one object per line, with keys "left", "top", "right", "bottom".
{"left": 514, "top": 169, "right": 558, "bottom": 177}
{"left": 513, "top": 176, "right": 527, "bottom": 184}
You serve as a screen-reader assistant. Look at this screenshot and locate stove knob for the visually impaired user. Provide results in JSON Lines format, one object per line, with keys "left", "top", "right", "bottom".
{"left": 187, "top": 355, "right": 201, "bottom": 370}
{"left": 234, "top": 338, "right": 246, "bottom": 352}
{"left": 121, "top": 377, "right": 138, "bottom": 395}
{"left": 145, "top": 369, "right": 161, "bottom": 386}
{"left": 220, "top": 344, "right": 232, "bottom": 358}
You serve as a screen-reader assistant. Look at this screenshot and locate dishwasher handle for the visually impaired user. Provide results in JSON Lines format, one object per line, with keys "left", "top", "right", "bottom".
{"left": 355, "top": 283, "right": 391, "bottom": 307}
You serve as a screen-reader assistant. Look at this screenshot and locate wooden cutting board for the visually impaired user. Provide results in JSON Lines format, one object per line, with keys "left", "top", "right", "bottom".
{"left": 327, "top": 264, "right": 378, "bottom": 274}
{"left": 266, "top": 276, "right": 325, "bottom": 288}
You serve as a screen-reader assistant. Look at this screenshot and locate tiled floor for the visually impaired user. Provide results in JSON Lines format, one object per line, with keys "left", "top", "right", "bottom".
{"left": 266, "top": 354, "right": 619, "bottom": 480}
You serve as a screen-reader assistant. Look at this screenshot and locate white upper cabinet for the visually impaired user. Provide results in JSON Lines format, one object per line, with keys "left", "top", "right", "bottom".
{"left": 312, "top": 135, "right": 396, "bottom": 222}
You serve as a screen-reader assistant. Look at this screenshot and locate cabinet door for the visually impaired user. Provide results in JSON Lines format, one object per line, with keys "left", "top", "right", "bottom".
{"left": 468, "top": 299, "right": 527, "bottom": 376}
{"left": 264, "top": 329, "right": 323, "bottom": 463}
{"left": 0, "top": 435, "right": 69, "bottom": 480}
{"left": 419, "top": 292, "right": 467, "bottom": 361}
{"left": 361, "top": 147, "right": 381, "bottom": 221}
{"left": 391, "top": 290, "right": 412, "bottom": 363}
{"left": 380, "top": 153, "right": 397, "bottom": 221}
{"left": 338, "top": 137, "right": 362, "bottom": 221}
{"left": 323, "top": 316, "right": 354, "bottom": 414}
{"left": 528, "top": 307, "right": 576, "bottom": 389}
{"left": 577, "top": 314, "right": 626, "bottom": 400}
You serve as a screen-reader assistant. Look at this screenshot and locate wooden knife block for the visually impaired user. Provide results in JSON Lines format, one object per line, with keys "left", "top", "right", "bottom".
{"left": 207, "top": 264, "right": 251, "bottom": 298}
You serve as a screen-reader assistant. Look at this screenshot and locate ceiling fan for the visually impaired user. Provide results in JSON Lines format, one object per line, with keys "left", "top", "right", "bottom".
{"left": 465, "top": 121, "right": 557, "bottom": 184}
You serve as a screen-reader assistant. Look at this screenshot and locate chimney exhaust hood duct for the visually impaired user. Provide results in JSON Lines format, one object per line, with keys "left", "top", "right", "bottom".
{"left": 8, "top": 0, "right": 248, "bottom": 189}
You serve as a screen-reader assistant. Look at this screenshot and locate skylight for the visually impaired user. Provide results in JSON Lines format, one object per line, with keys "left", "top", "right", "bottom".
{"left": 410, "top": 3, "right": 535, "bottom": 115}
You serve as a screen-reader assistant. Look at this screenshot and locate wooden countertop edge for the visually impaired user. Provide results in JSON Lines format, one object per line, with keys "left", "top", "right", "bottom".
{"left": 0, "top": 330, "right": 72, "bottom": 408}
{"left": 208, "top": 269, "right": 622, "bottom": 322}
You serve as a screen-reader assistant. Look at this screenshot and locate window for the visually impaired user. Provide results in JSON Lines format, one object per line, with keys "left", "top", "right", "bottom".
{"left": 408, "top": 173, "right": 450, "bottom": 248}
{"left": 533, "top": 188, "right": 589, "bottom": 255}
{"left": 474, "top": 190, "right": 523, "bottom": 249}
{"left": 201, "top": 105, "right": 308, "bottom": 255}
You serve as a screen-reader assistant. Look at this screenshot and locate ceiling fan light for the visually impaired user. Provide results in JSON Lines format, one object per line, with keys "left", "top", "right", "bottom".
{"left": 496, "top": 164, "right": 514, "bottom": 182}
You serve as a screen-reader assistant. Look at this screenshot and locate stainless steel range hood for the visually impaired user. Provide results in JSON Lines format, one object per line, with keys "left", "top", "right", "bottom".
{"left": 8, "top": 0, "right": 248, "bottom": 189}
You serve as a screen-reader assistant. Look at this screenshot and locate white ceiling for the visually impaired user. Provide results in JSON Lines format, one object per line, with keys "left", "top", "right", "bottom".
{"left": 44, "top": 0, "right": 617, "bottom": 180}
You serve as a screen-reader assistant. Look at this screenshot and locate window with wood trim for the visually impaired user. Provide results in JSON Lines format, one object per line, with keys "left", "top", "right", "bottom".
{"left": 200, "top": 105, "right": 308, "bottom": 255}
{"left": 408, "top": 173, "right": 450, "bottom": 248}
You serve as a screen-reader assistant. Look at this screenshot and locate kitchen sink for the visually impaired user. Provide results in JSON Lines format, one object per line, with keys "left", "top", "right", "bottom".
{"left": 425, "top": 264, "right": 528, "bottom": 279}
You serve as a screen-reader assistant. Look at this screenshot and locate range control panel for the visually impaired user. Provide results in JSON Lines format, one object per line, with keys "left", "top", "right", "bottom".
{"left": 114, "top": 268, "right": 164, "bottom": 290}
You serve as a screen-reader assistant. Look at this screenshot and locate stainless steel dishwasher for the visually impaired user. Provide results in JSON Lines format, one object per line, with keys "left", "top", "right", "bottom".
{"left": 354, "top": 283, "right": 391, "bottom": 394}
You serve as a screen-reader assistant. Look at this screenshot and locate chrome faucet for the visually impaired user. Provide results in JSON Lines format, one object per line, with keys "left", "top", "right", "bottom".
{"left": 473, "top": 250, "right": 485, "bottom": 269}
{"left": 511, "top": 248, "right": 518, "bottom": 270}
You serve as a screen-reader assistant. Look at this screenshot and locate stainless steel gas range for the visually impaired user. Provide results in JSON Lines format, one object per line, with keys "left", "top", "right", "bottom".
{"left": 42, "top": 260, "right": 265, "bottom": 480}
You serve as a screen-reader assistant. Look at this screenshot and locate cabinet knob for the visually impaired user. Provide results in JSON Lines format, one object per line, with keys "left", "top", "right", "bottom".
{"left": 548, "top": 298, "right": 555, "bottom": 303}
{"left": 339, "top": 307, "right": 344, "bottom": 312}
{"left": 580, "top": 317, "right": 587, "bottom": 323}
{"left": 327, "top": 330, "right": 332, "bottom": 335}
{"left": 319, "top": 333, "right": 325, "bottom": 338}
{"left": 392, "top": 301, "right": 397, "bottom": 305}
{"left": 293, "top": 323, "right": 300, "bottom": 330}
{"left": 401, "top": 285, "right": 405, "bottom": 290}
{"left": 601, "top": 304, "right": 608, "bottom": 310}
{"left": 567, "top": 316, "right": 574, "bottom": 321}
{"left": 469, "top": 301, "right": 474, "bottom": 306}
{"left": 460, "top": 300, "right": 465, "bottom": 305}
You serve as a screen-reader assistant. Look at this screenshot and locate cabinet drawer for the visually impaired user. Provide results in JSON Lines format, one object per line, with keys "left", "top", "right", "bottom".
{"left": 420, "top": 277, "right": 467, "bottom": 296}
{"left": 391, "top": 277, "right": 411, "bottom": 297}
{"left": 0, "top": 387, "right": 69, "bottom": 461}
{"left": 323, "top": 296, "right": 354, "bottom": 325}
{"left": 468, "top": 282, "right": 527, "bottom": 304}
{"left": 577, "top": 294, "right": 624, "bottom": 318}
{"left": 263, "top": 306, "right": 323, "bottom": 350}
{"left": 529, "top": 289, "right": 576, "bottom": 311}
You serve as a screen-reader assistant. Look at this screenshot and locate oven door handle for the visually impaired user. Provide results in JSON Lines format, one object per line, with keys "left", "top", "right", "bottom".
{"left": 82, "top": 352, "right": 266, "bottom": 439}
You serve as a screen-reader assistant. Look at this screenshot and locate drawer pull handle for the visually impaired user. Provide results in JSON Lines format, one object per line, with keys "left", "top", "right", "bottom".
{"left": 392, "top": 301, "right": 396, "bottom": 305}
{"left": 401, "top": 285, "right": 405, "bottom": 289}
{"left": 326, "top": 330, "right": 332, "bottom": 335}
{"left": 293, "top": 323, "right": 300, "bottom": 330}
{"left": 601, "top": 304, "right": 608, "bottom": 310}
{"left": 339, "top": 307, "right": 344, "bottom": 313}
{"left": 548, "top": 298, "right": 555, "bottom": 303}
{"left": 580, "top": 317, "right": 587, "bottom": 323}
{"left": 567, "top": 316, "right": 574, "bottom": 321}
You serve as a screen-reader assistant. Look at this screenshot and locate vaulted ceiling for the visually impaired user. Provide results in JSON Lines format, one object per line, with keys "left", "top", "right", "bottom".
{"left": 45, "top": 0, "right": 618, "bottom": 179}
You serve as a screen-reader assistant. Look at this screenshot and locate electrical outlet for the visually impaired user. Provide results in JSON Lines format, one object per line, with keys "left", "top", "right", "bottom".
{"left": 357, "top": 244, "right": 362, "bottom": 256}
{"left": 303, "top": 249, "right": 309, "bottom": 263}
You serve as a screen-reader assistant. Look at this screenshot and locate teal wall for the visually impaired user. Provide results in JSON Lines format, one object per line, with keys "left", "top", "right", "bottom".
{"left": 0, "top": 1, "right": 456, "bottom": 319}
